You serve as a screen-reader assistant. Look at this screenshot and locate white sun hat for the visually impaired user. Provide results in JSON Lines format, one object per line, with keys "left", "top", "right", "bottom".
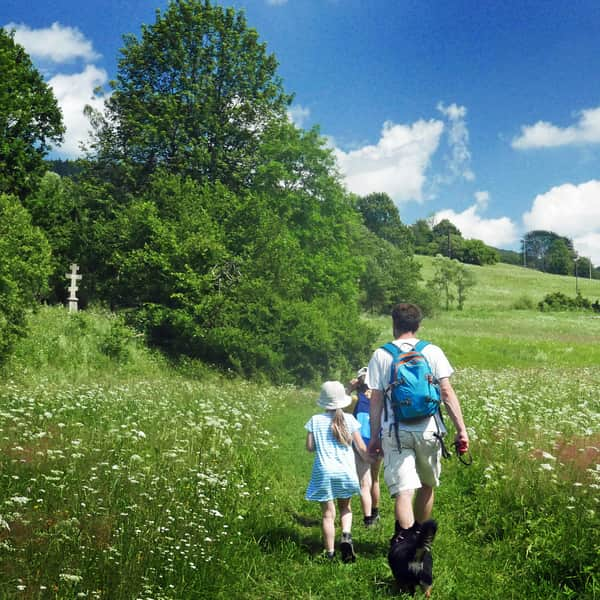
{"left": 317, "top": 381, "right": 352, "bottom": 410}
{"left": 356, "top": 367, "right": 368, "bottom": 380}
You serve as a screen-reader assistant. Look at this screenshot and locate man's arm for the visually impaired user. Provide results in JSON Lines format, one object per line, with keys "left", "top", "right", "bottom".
{"left": 439, "top": 378, "right": 469, "bottom": 449}
{"left": 368, "top": 389, "right": 384, "bottom": 455}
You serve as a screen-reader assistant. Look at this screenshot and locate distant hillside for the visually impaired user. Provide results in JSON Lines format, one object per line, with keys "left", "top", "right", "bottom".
{"left": 494, "top": 246, "right": 522, "bottom": 266}
{"left": 416, "top": 255, "right": 600, "bottom": 311}
{"left": 45, "top": 158, "right": 83, "bottom": 178}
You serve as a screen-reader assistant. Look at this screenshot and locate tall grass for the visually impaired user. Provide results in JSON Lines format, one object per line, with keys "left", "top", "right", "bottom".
{"left": 1, "top": 271, "right": 599, "bottom": 599}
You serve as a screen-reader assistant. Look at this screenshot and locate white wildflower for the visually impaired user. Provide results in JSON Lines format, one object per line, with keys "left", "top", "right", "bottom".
{"left": 59, "top": 573, "right": 82, "bottom": 583}
{"left": 9, "top": 496, "right": 30, "bottom": 506}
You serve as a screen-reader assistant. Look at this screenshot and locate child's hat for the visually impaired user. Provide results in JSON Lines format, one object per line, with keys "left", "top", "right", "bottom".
{"left": 317, "top": 381, "right": 352, "bottom": 410}
{"left": 356, "top": 367, "right": 368, "bottom": 380}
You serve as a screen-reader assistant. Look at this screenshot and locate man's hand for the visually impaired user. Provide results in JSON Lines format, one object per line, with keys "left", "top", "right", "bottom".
{"left": 367, "top": 437, "right": 382, "bottom": 458}
{"left": 454, "top": 432, "right": 469, "bottom": 454}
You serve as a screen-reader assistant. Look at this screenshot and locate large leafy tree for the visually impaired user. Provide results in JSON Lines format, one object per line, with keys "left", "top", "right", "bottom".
{"left": 432, "top": 218, "right": 463, "bottom": 258}
{"left": 546, "top": 238, "right": 573, "bottom": 275}
{"left": 411, "top": 218, "right": 435, "bottom": 254}
{"left": 357, "top": 227, "right": 431, "bottom": 315}
{"left": 522, "top": 230, "right": 574, "bottom": 271}
{"left": 356, "top": 192, "right": 413, "bottom": 252}
{"left": 96, "top": 168, "right": 375, "bottom": 383}
{"left": 22, "top": 172, "right": 86, "bottom": 303}
{"left": 73, "top": 0, "right": 381, "bottom": 382}
{"left": 87, "top": 0, "right": 292, "bottom": 193}
{"left": 0, "top": 29, "right": 64, "bottom": 199}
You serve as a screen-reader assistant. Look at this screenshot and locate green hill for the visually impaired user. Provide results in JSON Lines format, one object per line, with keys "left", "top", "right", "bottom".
{"left": 416, "top": 254, "right": 600, "bottom": 311}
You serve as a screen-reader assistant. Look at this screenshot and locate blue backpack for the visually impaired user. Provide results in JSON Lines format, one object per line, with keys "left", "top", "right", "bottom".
{"left": 353, "top": 391, "right": 371, "bottom": 444}
{"left": 382, "top": 340, "right": 441, "bottom": 422}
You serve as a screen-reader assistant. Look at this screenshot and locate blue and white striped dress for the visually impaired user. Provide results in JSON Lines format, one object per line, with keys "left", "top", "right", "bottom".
{"left": 305, "top": 412, "right": 361, "bottom": 502}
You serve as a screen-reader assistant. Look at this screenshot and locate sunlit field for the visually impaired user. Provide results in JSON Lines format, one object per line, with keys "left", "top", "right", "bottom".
{"left": 416, "top": 255, "right": 600, "bottom": 311}
{"left": 1, "top": 260, "right": 599, "bottom": 599}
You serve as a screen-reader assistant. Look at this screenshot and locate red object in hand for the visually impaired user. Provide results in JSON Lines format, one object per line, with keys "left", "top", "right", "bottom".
{"left": 456, "top": 440, "right": 468, "bottom": 455}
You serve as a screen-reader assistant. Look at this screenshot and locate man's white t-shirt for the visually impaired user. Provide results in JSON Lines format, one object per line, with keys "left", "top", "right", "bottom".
{"left": 366, "top": 338, "right": 453, "bottom": 433}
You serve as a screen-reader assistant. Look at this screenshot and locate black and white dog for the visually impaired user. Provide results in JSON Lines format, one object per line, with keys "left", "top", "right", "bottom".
{"left": 388, "top": 519, "right": 438, "bottom": 597}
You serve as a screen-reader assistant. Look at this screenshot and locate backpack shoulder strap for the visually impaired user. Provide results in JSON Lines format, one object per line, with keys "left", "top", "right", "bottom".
{"left": 380, "top": 342, "right": 400, "bottom": 358}
{"left": 414, "top": 340, "right": 430, "bottom": 352}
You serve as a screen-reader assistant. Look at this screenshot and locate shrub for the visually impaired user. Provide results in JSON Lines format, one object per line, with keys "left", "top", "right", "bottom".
{"left": 512, "top": 294, "right": 535, "bottom": 310}
{"left": 538, "top": 291, "right": 592, "bottom": 312}
{"left": 0, "top": 194, "right": 52, "bottom": 363}
{"left": 98, "top": 317, "right": 136, "bottom": 362}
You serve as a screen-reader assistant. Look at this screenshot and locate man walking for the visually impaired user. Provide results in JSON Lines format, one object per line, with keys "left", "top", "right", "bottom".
{"left": 366, "top": 302, "right": 469, "bottom": 543}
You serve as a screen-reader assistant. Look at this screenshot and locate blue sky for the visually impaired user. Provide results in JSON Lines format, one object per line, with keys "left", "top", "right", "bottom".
{"left": 4, "top": 0, "right": 600, "bottom": 263}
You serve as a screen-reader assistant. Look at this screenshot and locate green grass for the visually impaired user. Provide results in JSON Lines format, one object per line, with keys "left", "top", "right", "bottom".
{"left": 1, "top": 257, "right": 599, "bottom": 600}
{"left": 416, "top": 255, "right": 600, "bottom": 311}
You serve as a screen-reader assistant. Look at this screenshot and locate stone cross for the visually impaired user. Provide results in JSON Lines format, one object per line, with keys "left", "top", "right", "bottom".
{"left": 65, "top": 263, "right": 82, "bottom": 313}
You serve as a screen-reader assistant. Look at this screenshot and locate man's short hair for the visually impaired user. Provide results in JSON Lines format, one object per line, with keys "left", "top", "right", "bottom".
{"left": 391, "top": 303, "right": 422, "bottom": 334}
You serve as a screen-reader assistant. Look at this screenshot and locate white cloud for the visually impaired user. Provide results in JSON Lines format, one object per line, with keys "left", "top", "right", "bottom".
{"left": 434, "top": 191, "right": 518, "bottom": 248}
{"left": 288, "top": 104, "right": 310, "bottom": 128}
{"left": 512, "top": 106, "right": 600, "bottom": 149}
{"left": 437, "top": 102, "right": 474, "bottom": 181}
{"left": 3, "top": 22, "right": 106, "bottom": 158}
{"left": 474, "top": 190, "right": 489, "bottom": 209}
{"left": 334, "top": 119, "right": 444, "bottom": 203}
{"left": 522, "top": 180, "right": 600, "bottom": 264}
{"left": 5, "top": 21, "right": 100, "bottom": 63}
{"left": 48, "top": 65, "right": 108, "bottom": 158}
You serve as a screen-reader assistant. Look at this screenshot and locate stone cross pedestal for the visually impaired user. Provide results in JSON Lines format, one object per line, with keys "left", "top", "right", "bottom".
{"left": 65, "top": 263, "right": 82, "bottom": 313}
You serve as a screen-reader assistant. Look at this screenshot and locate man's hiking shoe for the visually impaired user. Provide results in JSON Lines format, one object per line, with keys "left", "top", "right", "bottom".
{"left": 340, "top": 532, "right": 356, "bottom": 563}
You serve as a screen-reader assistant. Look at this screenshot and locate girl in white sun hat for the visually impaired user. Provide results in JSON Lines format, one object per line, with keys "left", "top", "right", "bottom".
{"left": 305, "top": 380, "right": 372, "bottom": 562}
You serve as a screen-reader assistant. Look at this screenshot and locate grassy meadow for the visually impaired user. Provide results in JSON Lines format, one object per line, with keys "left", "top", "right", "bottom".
{"left": 0, "top": 262, "right": 599, "bottom": 599}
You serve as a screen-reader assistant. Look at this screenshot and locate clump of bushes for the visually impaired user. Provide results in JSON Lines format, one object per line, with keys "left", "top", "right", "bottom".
{"left": 538, "top": 291, "right": 600, "bottom": 312}
{"left": 512, "top": 294, "right": 535, "bottom": 310}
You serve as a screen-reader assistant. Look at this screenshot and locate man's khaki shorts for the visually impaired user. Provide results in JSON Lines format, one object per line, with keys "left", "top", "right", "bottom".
{"left": 381, "top": 428, "right": 442, "bottom": 496}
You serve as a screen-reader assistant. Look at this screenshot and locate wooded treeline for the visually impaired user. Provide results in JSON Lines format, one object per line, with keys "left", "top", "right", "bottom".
{"left": 1, "top": 0, "right": 594, "bottom": 382}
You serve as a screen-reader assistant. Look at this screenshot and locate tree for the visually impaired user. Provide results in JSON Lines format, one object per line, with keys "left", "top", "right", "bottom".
{"left": 522, "top": 230, "right": 574, "bottom": 272}
{"left": 356, "top": 192, "right": 413, "bottom": 252}
{"left": 411, "top": 219, "right": 434, "bottom": 254}
{"left": 0, "top": 29, "right": 64, "bottom": 199}
{"left": 427, "top": 255, "right": 476, "bottom": 311}
{"left": 76, "top": 1, "right": 378, "bottom": 383}
{"left": 546, "top": 238, "right": 573, "bottom": 275}
{"left": 356, "top": 227, "right": 427, "bottom": 314}
{"left": 574, "top": 256, "right": 594, "bottom": 279}
{"left": 461, "top": 238, "right": 499, "bottom": 265}
{"left": 0, "top": 194, "right": 52, "bottom": 362}
{"left": 86, "top": 0, "right": 292, "bottom": 193}
{"left": 87, "top": 161, "right": 376, "bottom": 383}
{"left": 22, "top": 172, "right": 86, "bottom": 303}
{"left": 432, "top": 218, "right": 463, "bottom": 259}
